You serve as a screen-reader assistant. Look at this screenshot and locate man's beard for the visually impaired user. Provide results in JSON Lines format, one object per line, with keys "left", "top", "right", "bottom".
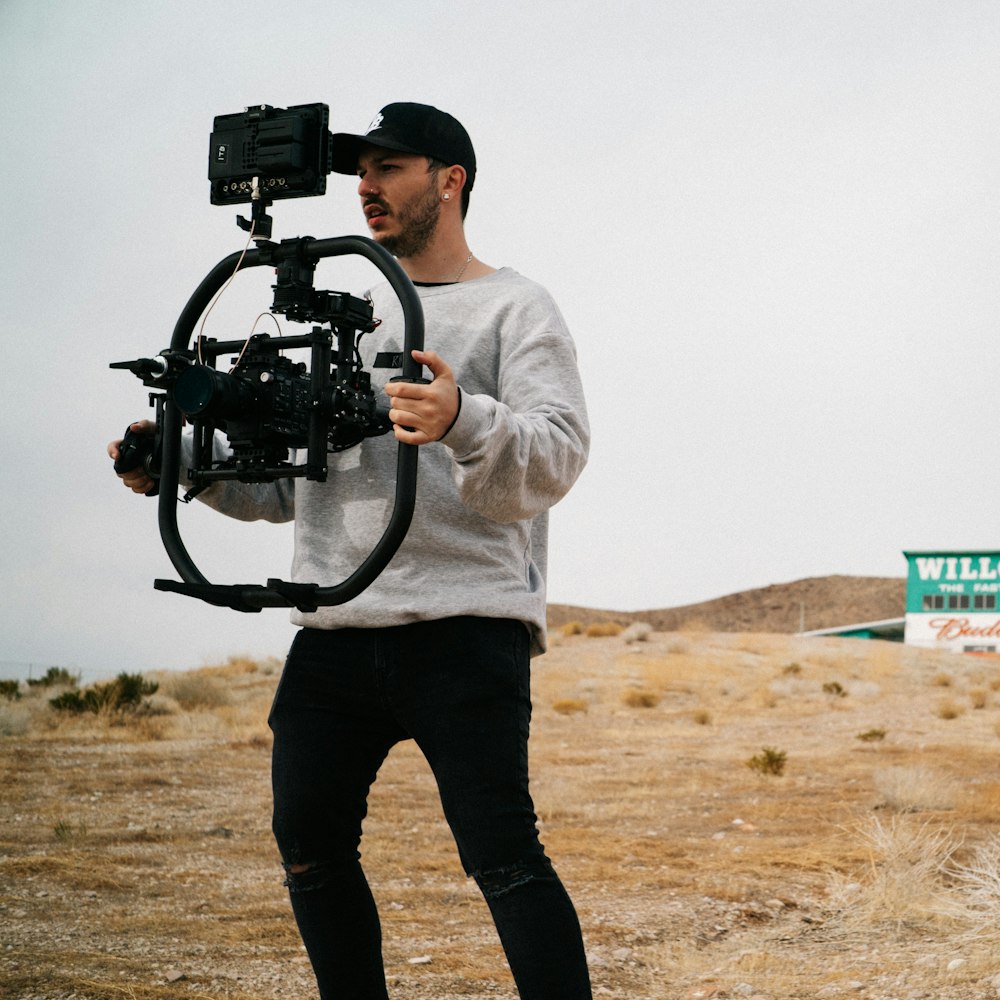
{"left": 373, "top": 177, "right": 441, "bottom": 258}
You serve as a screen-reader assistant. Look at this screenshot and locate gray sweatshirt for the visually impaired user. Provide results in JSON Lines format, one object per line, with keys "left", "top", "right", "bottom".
{"left": 187, "top": 266, "right": 589, "bottom": 654}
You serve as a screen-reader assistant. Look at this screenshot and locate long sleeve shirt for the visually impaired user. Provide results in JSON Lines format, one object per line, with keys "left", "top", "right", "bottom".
{"left": 186, "top": 267, "right": 589, "bottom": 655}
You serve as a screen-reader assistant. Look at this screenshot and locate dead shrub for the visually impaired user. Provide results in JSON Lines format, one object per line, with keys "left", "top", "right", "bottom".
{"left": 828, "top": 816, "right": 963, "bottom": 930}
{"left": 949, "top": 833, "right": 1000, "bottom": 935}
{"left": 938, "top": 699, "right": 964, "bottom": 721}
{"left": 585, "top": 622, "right": 623, "bottom": 638}
{"left": 622, "top": 689, "right": 659, "bottom": 709}
{"left": 160, "top": 672, "right": 231, "bottom": 710}
{"left": 969, "top": 688, "right": 989, "bottom": 710}
{"left": 874, "top": 766, "right": 957, "bottom": 812}
{"left": 552, "top": 698, "right": 588, "bottom": 715}
{"left": 219, "top": 654, "right": 261, "bottom": 676}
{"left": 621, "top": 622, "right": 653, "bottom": 644}
{"left": 0, "top": 701, "right": 31, "bottom": 737}
{"left": 857, "top": 728, "right": 887, "bottom": 743}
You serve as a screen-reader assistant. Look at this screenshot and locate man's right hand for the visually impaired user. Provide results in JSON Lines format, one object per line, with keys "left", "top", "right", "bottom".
{"left": 108, "top": 420, "right": 157, "bottom": 495}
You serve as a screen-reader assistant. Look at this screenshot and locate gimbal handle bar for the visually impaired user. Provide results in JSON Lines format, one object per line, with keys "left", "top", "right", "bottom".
{"left": 154, "top": 235, "right": 424, "bottom": 613}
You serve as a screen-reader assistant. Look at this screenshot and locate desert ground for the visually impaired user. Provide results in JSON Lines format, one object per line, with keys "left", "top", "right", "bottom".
{"left": 3, "top": 599, "right": 1000, "bottom": 999}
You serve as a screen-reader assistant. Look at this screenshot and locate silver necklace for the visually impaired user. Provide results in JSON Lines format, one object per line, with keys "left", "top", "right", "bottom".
{"left": 454, "top": 252, "right": 473, "bottom": 283}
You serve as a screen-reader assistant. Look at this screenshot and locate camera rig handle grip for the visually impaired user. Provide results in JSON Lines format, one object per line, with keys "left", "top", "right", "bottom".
{"left": 113, "top": 425, "right": 160, "bottom": 496}
{"left": 153, "top": 235, "right": 424, "bottom": 612}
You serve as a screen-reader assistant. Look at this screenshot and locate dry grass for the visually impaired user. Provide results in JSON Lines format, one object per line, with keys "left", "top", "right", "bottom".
{"left": 827, "top": 815, "right": 965, "bottom": 930}
{"left": 969, "top": 687, "right": 990, "bottom": 710}
{"left": 584, "top": 621, "right": 623, "bottom": 638}
{"left": 621, "top": 621, "right": 653, "bottom": 644}
{"left": 622, "top": 688, "right": 661, "bottom": 709}
{"left": 4, "top": 637, "right": 1000, "bottom": 998}
{"left": 873, "top": 765, "right": 960, "bottom": 813}
{"left": 949, "top": 834, "right": 1000, "bottom": 937}
{"left": 938, "top": 698, "right": 966, "bottom": 721}
{"left": 551, "top": 697, "right": 588, "bottom": 715}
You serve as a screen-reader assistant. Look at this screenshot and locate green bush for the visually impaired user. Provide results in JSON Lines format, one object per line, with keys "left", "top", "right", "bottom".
{"left": 857, "top": 728, "right": 887, "bottom": 743}
{"left": 747, "top": 746, "right": 787, "bottom": 776}
{"left": 49, "top": 673, "right": 158, "bottom": 715}
{"left": 0, "top": 680, "right": 21, "bottom": 702}
{"left": 27, "top": 667, "right": 78, "bottom": 688}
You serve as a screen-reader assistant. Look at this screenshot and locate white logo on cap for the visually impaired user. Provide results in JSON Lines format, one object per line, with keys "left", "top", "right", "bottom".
{"left": 365, "top": 113, "right": 384, "bottom": 134}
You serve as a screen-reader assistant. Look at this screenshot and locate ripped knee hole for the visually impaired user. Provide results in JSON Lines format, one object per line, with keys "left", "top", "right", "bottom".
{"left": 281, "top": 859, "right": 327, "bottom": 892}
{"left": 473, "top": 858, "right": 555, "bottom": 901}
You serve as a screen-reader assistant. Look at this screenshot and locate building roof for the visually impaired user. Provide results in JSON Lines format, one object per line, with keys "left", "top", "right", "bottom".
{"left": 799, "top": 617, "right": 905, "bottom": 640}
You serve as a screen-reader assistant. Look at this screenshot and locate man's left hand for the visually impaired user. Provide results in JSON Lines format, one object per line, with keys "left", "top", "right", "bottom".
{"left": 384, "top": 349, "right": 460, "bottom": 444}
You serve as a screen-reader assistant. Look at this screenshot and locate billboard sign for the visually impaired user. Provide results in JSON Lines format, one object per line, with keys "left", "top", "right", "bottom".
{"left": 904, "top": 551, "right": 1000, "bottom": 653}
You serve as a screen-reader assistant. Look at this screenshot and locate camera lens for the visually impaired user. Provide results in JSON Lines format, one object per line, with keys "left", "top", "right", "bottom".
{"left": 174, "top": 366, "right": 250, "bottom": 420}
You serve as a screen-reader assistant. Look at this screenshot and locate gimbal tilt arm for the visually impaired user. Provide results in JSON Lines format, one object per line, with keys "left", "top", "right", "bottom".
{"left": 153, "top": 235, "right": 424, "bottom": 613}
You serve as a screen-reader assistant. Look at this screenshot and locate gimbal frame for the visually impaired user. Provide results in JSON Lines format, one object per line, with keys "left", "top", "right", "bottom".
{"left": 152, "top": 235, "right": 424, "bottom": 614}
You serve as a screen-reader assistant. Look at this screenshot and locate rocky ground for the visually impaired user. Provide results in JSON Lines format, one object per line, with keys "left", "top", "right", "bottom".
{"left": 3, "top": 580, "right": 1000, "bottom": 999}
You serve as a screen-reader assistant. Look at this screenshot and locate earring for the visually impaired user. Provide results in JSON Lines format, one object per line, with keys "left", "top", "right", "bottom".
{"left": 442, "top": 193, "right": 451, "bottom": 201}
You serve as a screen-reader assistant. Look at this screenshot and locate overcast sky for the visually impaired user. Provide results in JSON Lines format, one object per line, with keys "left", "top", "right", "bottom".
{"left": 2, "top": 1, "right": 998, "bottom": 677}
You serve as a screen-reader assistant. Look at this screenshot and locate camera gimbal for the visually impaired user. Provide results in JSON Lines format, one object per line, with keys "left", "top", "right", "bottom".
{"left": 113, "top": 234, "right": 424, "bottom": 614}
{"left": 113, "top": 103, "right": 425, "bottom": 613}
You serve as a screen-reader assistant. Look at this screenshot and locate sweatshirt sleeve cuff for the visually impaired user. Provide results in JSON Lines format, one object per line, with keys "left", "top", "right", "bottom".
{"left": 440, "top": 387, "right": 492, "bottom": 456}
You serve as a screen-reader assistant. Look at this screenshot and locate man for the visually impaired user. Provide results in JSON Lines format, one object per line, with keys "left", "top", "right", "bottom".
{"left": 111, "top": 102, "right": 592, "bottom": 999}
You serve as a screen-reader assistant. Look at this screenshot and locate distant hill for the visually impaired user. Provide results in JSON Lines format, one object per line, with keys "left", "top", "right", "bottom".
{"left": 547, "top": 574, "right": 906, "bottom": 635}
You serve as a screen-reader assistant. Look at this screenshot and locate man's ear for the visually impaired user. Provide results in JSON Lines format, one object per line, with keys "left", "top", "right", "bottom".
{"left": 441, "top": 164, "right": 467, "bottom": 201}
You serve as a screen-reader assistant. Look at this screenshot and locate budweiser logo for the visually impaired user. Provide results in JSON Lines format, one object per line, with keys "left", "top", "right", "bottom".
{"left": 929, "top": 617, "right": 1000, "bottom": 641}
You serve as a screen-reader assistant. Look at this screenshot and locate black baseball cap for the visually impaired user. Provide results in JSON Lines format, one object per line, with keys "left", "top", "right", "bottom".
{"left": 330, "top": 102, "right": 476, "bottom": 191}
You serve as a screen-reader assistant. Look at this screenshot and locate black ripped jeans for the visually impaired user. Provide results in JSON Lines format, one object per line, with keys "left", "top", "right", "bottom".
{"left": 268, "top": 617, "right": 593, "bottom": 1000}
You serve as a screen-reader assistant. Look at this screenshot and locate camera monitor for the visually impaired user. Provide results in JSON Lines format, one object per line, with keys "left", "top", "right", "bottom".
{"left": 208, "top": 103, "right": 332, "bottom": 205}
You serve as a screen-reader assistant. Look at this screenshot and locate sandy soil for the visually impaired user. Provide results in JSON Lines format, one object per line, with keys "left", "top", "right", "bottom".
{"left": 3, "top": 624, "right": 1000, "bottom": 999}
